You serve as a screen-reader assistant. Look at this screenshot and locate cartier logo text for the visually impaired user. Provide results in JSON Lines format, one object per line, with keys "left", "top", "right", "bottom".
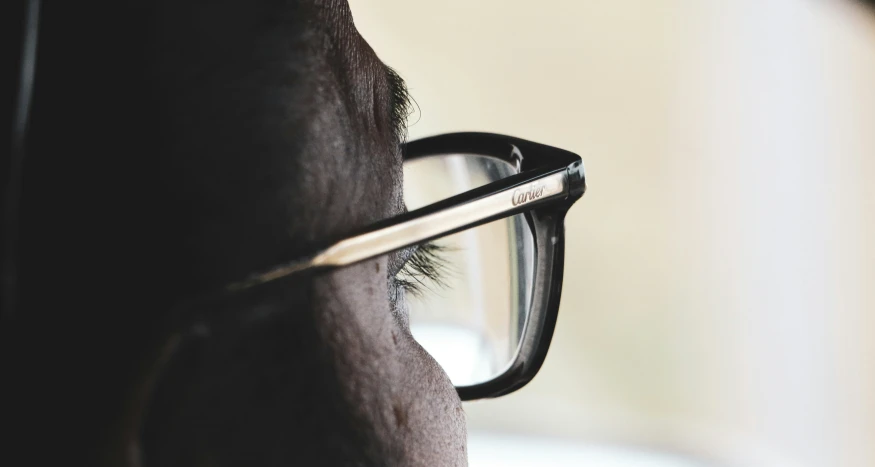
{"left": 512, "top": 183, "right": 546, "bottom": 206}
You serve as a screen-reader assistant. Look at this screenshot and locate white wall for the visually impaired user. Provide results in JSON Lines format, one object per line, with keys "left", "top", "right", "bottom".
{"left": 350, "top": 1, "right": 875, "bottom": 466}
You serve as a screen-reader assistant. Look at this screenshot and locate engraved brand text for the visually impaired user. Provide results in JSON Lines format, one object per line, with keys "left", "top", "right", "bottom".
{"left": 512, "top": 183, "right": 547, "bottom": 206}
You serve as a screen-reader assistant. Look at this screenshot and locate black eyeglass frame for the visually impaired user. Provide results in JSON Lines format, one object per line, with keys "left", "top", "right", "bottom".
{"left": 224, "top": 132, "right": 586, "bottom": 400}
{"left": 403, "top": 133, "right": 585, "bottom": 400}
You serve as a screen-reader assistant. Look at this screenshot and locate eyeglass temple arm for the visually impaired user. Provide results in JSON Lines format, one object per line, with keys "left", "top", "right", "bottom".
{"left": 227, "top": 167, "right": 577, "bottom": 291}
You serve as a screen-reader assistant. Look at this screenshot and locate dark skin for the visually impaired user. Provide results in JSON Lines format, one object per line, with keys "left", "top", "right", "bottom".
{"left": 3, "top": 1, "right": 466, "bottom": 465}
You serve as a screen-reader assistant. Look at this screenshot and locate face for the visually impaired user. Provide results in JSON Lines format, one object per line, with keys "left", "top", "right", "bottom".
{"left": 7, "top": 1, "right": 465, "bottom": 465}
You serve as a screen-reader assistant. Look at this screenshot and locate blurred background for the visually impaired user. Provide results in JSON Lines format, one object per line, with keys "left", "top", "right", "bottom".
{"left": 349, "top": 1, "right": 875, "bottom": 466}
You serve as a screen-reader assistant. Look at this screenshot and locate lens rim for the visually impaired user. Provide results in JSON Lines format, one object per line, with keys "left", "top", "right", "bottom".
{"left": 403, "top": 133, "right": 585, "bottom": 400}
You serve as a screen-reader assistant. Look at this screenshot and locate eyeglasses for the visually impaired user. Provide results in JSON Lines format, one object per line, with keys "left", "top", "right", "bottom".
{"left": 225, "top": 132, "right": 586, "bottom": 400}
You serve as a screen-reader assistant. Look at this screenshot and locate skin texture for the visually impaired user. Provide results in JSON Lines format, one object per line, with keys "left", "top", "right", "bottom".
{"left": 2, "top": 1, "right": 466, "bottom": 465}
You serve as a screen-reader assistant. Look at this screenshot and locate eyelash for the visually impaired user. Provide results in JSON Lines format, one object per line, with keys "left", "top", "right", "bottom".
{"left": 394, "top": 243, "right": 452, "bottom": 297}
{"left": 386, "top": 67, "right": 414, "bottom": 144}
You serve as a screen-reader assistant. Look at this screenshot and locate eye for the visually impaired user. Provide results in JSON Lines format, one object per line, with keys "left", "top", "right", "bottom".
{"left": 393, "top": 242, "right": 452, "bottom": 297}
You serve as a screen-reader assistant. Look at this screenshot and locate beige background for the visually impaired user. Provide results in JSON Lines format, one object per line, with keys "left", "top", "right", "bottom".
{"left": 349, "top": 1, "right": 875, "bottom": 466}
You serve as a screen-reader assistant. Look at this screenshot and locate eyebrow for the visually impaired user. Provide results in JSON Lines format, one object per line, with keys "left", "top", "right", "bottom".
{"left": 385, "top": 66, "right": 413, "bottom": 143}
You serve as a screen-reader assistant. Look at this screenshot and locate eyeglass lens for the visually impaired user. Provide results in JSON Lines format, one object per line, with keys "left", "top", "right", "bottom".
{"left": 402, "top": 154, "right": 536, "bottom": 387}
